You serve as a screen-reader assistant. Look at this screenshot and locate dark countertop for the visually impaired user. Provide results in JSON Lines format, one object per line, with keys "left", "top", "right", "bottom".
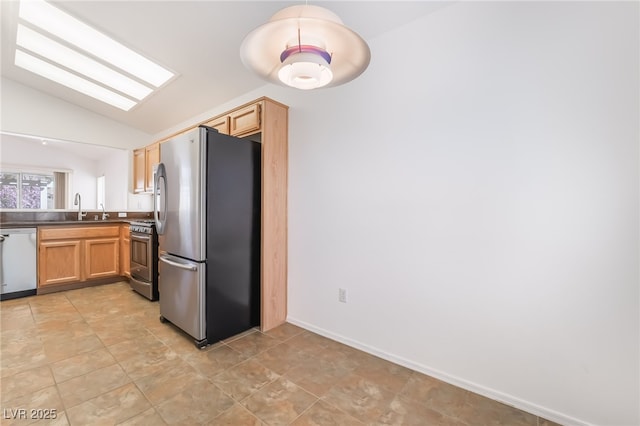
{"left": 0, "top": 220, "right": 136, "bottom": 228}
{"left": 0, "top": 211, "right": 153, "bottom": 228}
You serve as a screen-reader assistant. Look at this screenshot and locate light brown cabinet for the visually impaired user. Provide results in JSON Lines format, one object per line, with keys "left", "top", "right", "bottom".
{"left": 145, "top": 143, "right": 160, "bottom": 192}
{"left": 201, "top": 101, "right": 261, "bottom": 137}
{"left": 38, "top": 240, "right": 82, "bottom": 286}
{"left": 84, "top": 238, "right": 120, "bottom": 279}
{"left": 203, "top": 116, "right": 229, "bottom": 134}
{"left": 38, "top": 225, "right": 122, "bottom": 292}
{"left": 133, "top": 148, "right": 146, "bottom": 193}
{"left": 228, "top": 102, "right": 261, "bottom": 136}
{"left": 133, "top": 142, "right": 160, "bottom": 193}
{"left": 120, "top": 224, "right": 130, "bottom": 278}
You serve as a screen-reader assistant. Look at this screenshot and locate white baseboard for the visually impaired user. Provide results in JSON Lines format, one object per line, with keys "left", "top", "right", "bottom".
{"left": 286, "top": 316, "right": 593, "bottom": 426}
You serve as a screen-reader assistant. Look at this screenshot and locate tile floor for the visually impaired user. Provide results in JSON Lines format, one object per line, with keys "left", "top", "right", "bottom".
{"left": 1, "top": 282, "right": 562, "bottom": 425}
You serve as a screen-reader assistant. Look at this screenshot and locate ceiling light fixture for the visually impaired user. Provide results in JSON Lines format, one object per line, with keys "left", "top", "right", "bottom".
{"left": 240, "top": 5, "right": 370, "bottom": 90}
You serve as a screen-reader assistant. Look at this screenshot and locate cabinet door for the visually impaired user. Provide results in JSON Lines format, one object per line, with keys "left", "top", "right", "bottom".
{"left": 120, "top": 225, "right": 130, "bottom": 277}
{"left": 39, "top": 240, "right": 82, "bottom": 286}
{"left": 145, "top": 143, "right": 160, "bottom": 192}
{"left": 133, "top": 148, "right": 146, "bottom": 193}
{"left": 229, "top": 103, "right": 261, "bottom": 136}
{"left": 85, "top": 238, "right": 120, "bottom": 280}
{"left": 204, "top": 116, "right": 229, "bottom": 135}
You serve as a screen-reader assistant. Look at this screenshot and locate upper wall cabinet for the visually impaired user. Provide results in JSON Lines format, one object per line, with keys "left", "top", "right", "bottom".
{"left": 202, "top": 101, "right": 261, "bottom": 137}
{"left": 133, "top": 142, "right": 160, "bottom": 193}
{"left": 133, "top": 148, "right": 146, "bottom": 193}
{"left": 145, "top": 143, "right": 160, "bottom": 192}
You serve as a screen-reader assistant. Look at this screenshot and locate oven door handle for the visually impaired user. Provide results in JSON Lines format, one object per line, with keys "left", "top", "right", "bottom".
{"left": 159, "top": 254, "right": 198, "bottom": 271}
{"left": 131, "top": 234, "right": 151, "bottom": 241}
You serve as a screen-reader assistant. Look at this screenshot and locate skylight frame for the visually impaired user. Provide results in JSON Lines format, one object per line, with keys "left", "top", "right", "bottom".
{"left": 15, "top": 49, "right": 138, "bottom": 111}
{"left": 16, "top": 24, "right": 154, "bottom": 101}
{"left": 14, "top": 0, "right": 176, "bottom": 111}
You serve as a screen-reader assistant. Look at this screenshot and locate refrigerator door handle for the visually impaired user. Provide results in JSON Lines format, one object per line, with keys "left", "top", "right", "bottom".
{"left": 159, "top": 253, "right": 198, "bottom": 271}
{"left": 154, "top": 163, "right": 167, "bottom": 235}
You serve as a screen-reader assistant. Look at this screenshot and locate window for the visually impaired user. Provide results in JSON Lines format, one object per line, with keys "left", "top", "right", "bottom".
{"left": 0, "top": 171, "right": 67, "bottom": 209}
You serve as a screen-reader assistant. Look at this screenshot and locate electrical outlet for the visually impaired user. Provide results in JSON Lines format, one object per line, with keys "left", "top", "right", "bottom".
{"left": 118, "top": 212, "right": 127, "bottom": 218}
{"left": 338, "top": 288, "right": 347, "bottom": 303}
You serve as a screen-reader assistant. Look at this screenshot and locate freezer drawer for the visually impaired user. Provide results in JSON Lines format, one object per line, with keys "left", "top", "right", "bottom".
{"left": 158, "top": 252, "right": 206, "bottom": 343}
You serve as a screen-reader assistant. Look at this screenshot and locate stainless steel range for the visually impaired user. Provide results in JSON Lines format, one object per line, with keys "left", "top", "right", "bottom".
{"left": 129, "top": 220, "right": 158, "bottom": 300}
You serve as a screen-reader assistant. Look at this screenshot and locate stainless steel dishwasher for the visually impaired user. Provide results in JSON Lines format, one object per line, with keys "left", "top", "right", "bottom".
{"left": 0, "top": 228, "right": 37, "bottom": 300}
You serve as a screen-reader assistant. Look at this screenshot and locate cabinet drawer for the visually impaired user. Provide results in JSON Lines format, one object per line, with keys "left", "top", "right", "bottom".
{"left": 40, "top": 225, "right": 121, "bottom": 240}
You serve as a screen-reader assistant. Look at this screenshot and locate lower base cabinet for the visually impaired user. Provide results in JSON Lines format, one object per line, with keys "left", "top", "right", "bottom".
{"left": 85, "top": 238, "right": 120, "bottom": 279}
{"left": 39, "top": 240, "right": 82, "bottom": 285}
{"left": 120, "top": 225, "right": 130, "bottom": 278}
{"left": 38, "top": 225, "right": 121, "bottom": 289}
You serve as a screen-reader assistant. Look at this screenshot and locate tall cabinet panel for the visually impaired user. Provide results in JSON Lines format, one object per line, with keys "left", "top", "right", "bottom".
{"left": 260, "top": 99, "right": 288, "bottom": 331}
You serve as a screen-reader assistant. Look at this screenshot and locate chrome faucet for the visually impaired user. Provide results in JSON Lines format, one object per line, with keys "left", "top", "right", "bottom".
{"left": 74, "top": 193, "right": 87, "bottom": 221}
{"left": 100, "top": 203, "right": 109, "bottom": 220}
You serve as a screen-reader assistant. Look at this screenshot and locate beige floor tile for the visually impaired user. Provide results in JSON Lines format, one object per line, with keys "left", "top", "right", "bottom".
{"left": 133, "top": 359, "right": 204, "bottom": 405}
{"left": 89, "top": 318, "right": 155, "bottom": 346}
{"left": 41, "top": 333, "right": 105, "bottom": 363}
{"left": 33, "top": 318, "right": 94, "bottom": 342}
{"left": 376, "top": 395, "right": 467, "bottom": 426}
{"left": 0, "top": 385, "right": 64, "bottom": 426}
{"left": 456, "top": 392, "right": 538, "bottom": 426}
{"left": 0, "top": 329, "right": 48, "bottom": 378}
{"left": 0, "top": 302, "right": 33, "bottom": 318}
{"left": 400, "top": 372, "right": 468, "bottom": 418}
{"left": 0, "top": 365, "right": 55, "bottom": 403}
{"left": 212, "top": 359, "right": 280, "bottom": 401}
{"left": 352, "top": 354, "right": 413, "bottom": 394}
{"left": 155, "top": 379, "right": 235, "bottom": 424}
{"left": 116, "top": 407, "right": 167, "bottom": 426}
{"left": 322, "top": 372, "right": 397, "bottom": 424}
{"left": 66, "top": 383, "right": 151, "bottom": 425}
{"left": 183, "top": 344, "right": 248, "bottom": 379}
{"left": 0, "top": 411, "right": 70, "bottom": 426}
{"left": 284, "top": 356, "right": 353, "bottom": 397}
{"left": 263, "top": 322, "right": 306, "bottom": 341}
{"left": 114, "top": 344, "right": 179, "bottom": 381}
{"left": 225, "top": 331, "right": 280, "bottom": 357}
{"left": 50, "top": 348, "right": 117, "bottom": 383}
{"left": 204, "top": 403, "right": 265, "bottom": 425}
{"left": 31, "top": 308, "right": 83, "bottom": 325}
{"left": 1, "top": 310, "right": 35, "bottom": 332}
{"left": 106, "top": 333, "right": 166, "bottom": 362}
{"left": 252, "top": 342, "right": 310, "bottom": 375}
{"left": 56, "top": 363, "right": 130, "bottom": 408}
{"left": 291, "top": 400, "right": 364, "bottom": 425}
{"left": 241, "top": 378, "right": 317, "bottom": 425}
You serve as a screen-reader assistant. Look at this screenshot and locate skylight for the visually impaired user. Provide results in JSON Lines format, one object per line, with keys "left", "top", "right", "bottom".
{"left": 15, "top": 0, "right": 175, "bottom": 111}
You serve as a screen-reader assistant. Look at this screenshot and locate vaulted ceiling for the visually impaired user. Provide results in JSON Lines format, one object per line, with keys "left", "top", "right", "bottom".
{"left": 1, "top": 1, "right": 448, "bottom": 135}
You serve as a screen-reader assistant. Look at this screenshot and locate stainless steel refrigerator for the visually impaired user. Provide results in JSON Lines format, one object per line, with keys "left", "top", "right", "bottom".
{"left": 154, "top": 126, "right": 261, "bottom": 348}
